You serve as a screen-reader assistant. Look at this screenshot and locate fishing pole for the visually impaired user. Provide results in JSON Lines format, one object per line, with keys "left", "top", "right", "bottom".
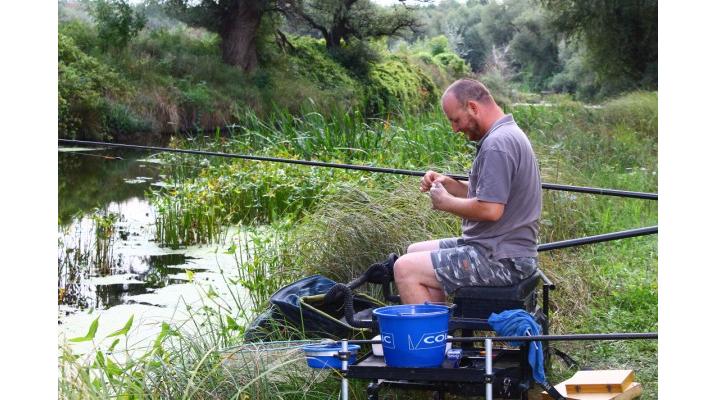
{"left": 538, "top": 226, "right": 658, "bottom": 252}
{"left": 58, "top": 139, "right": 658, "bottom": 200}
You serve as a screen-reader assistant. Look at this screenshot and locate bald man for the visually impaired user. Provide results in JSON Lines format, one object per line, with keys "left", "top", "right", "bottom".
{"left": 393, "top": 79, "right": 542, "bottom": 304}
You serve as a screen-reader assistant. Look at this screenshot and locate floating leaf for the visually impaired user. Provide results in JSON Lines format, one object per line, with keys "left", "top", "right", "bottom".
{"left": 69, "top": 316, "right": 100, "bottom": 342}
{"left": 107, "top": 315, "right": 134, "bottom": 338}
{"left": 186, "top": 269, "right": 195, "bottom": 282}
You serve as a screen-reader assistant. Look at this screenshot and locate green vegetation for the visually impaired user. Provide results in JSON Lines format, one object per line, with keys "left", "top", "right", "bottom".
{"left": 59, "top": 91, "right": 658, "bottom": 398}
{"left": 59, "top": 1, "right": 657, "bottom": 398}
{"left": 58, "top": 1, "right": 464, "bottom": 139}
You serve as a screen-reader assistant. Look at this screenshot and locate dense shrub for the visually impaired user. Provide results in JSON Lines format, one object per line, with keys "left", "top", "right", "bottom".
{"left": 58, "top": 19, "right": 99, "bottom": 54}
{"left": 328, "top": 40, "right": 382, "bottom": 78}
{"left": 432, "top": 52, "right": 469, "bottom": 76}
{"left": 365, "top": 57, "right": 439, "bottom": 115}
{"left": 89, "top": 0, "right": 146, "bottom": 51}
{"left": 58, "top": 33, "right": 129, "bottom": 139}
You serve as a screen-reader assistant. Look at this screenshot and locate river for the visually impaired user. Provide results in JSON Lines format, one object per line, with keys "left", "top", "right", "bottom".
{"left": 58, "top": 147, "right": 249, "bottom": 356}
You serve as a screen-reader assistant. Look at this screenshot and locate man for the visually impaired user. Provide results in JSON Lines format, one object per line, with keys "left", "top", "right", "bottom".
{"left": 393, "top": 79, "right": 542, "bottom": 304}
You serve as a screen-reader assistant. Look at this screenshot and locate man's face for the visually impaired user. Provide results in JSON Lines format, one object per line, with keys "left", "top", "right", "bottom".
{"left": 442, "top": 94, "right": 483, "bottom": 141}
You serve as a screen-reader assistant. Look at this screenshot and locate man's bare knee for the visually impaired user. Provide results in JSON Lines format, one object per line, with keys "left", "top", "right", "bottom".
{"left": 393, "top": 256, "right": 413, "bottom": 282}
{"left": 406, "top": 242, "right": 422, "bottom": 253}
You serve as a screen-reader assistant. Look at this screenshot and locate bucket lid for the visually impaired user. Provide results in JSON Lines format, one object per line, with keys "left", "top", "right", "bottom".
{"left": 372, "top": 304, "right": 451, "bottom": 318}
{"left": 302, "top": 343, "right": 360, "bottom": 353}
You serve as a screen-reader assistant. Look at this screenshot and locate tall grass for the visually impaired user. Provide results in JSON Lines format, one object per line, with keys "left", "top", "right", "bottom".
{"left": 62, "top": 91, "right": 658, "bottom": 398}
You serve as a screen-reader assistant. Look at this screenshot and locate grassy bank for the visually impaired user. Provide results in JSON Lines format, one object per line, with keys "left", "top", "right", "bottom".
{"left": 59, "top": 91, "right": 657, "bottom": 399}
{"left": 58, "top": 6, "right": 464, "bottom": 141}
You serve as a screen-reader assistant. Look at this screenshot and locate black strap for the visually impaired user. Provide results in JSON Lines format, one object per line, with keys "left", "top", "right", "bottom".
{"left": 539, "top": 381, "right": 566, "bottom": 400}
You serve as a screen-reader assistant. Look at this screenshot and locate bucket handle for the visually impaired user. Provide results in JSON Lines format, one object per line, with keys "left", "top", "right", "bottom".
{"left": 423, "top": 301, "right": 457, "bottom": 311}
{"left": 396, "top": 302, "right": 456, "bottom": 315}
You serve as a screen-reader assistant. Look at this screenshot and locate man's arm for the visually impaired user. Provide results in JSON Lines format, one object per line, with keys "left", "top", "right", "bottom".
{"left": 429, "top": 183, "right": 505, "bottom": 221}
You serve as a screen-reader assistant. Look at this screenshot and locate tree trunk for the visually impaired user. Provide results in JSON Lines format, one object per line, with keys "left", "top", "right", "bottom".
{"left": 326, "top": 25, "right": 348, "bottom": 49}
{"left": 219, "top": 1, "right": 263, "bottom": 72}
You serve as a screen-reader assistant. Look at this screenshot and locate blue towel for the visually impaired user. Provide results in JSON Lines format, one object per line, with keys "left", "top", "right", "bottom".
{"left": 488, "top": 309, "right": 545, "bottom": 384}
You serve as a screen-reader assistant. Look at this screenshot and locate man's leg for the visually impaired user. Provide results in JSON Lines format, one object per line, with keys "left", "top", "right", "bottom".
{"left": 406, "top": 239, "right": 442, "bottom": 253}
{"left": 393, "top": 251, "right": 446, "bottom": 304}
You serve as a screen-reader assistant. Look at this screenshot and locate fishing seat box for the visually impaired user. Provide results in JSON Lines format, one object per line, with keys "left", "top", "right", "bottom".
{"left": 450, "top": 270, "right": 542, "bottom": 331}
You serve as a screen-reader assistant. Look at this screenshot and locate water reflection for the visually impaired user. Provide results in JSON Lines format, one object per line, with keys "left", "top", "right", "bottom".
{"left": 58, "top": 148, "right": 163, "bottom": 225}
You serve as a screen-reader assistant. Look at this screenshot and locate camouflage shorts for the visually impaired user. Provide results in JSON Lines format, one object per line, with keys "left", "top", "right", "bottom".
{"left": 430, "top": 238, "right": 538, "bottom": 295}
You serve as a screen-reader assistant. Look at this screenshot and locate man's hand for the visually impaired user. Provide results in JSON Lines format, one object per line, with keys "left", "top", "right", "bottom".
{"left": 421, "top": 170, "right": 468, "bottom": 198}
{"left": 429, "top": 182, "right": 452, "bottom": 211}
{"left": 421, "top": 170, "right": 447, "bottom": 192}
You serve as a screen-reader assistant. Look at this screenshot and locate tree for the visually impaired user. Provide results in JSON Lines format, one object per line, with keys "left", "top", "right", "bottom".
{"left": 508, "top": 7, "right": 560, "bottom": 90}
{"left": 164, "top": 0, "right": 274, "bottom": 72}
{"left": 279, "top": 0, "right": 425, "bottom": 50}
{"left": 88, "top": 0, "right": 146, "bottom": 51}
{"left": 540, "top": 0, "right": 658, "bottom": 94}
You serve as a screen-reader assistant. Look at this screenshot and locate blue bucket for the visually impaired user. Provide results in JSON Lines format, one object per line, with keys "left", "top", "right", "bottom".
{"left": 302, "top": 343, "right": 360, "bottom": 369}
{"left": 372, "top": 304, "right": 452, "bottom": 368}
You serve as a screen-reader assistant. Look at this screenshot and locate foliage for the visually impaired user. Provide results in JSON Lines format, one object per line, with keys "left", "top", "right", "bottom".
{"left": 60, "top": 93, "right": 658, "bottom": 398}
{"left": 281, "top": 0, "right": 423, "bottom": 49}
{"left": 547, "top": 40, "right": 599, "bottom": 99}
{"left": 58, "top": 5, "right": 459, "bottom": 136}
{"left": 365, "top": 56, "right": 440, "bottom": 115}
{"left": 600, "top": 91, "right": 658, "bottom": 137}
{"left": 284, "top": 36, "right": 361, "bottom": 93}
{"left": 163, "top": 0, "right": 275, "bottom": 70}
{"left": 416, "top": 0, "right": 555, "bottom": 89}
{"left": 88, "top": 0, "right": 147, "bottom": 51}
{"left": 508, "top": 6, "right": 560, "bottom": 90}
{"left": 58, "top": 33, "right": 129, "bottom": 139}
{"left": 540, "top": 0, "right": 658, "bottom": 97}
{"left": 328, "top": 39, "right": 381, "bottom": 78}
{"left": 58, "top": 19, "right": 100, "bottom": 53}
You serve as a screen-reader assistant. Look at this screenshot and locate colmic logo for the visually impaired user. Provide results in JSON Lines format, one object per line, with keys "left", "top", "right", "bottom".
{"left": 408, "top": 331, "right": 447, "bottom": 351}
{"left": 380, "top": 333, "right": 395, "bottom": 349}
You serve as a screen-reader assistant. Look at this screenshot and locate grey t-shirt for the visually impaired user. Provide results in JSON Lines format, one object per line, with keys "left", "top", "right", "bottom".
{"left": 461, "top": 114, "right": 541, "bottom": 260}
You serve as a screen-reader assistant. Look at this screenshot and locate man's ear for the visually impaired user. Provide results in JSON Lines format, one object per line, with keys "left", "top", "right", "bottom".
{"left": 466, "top": 100, "right": 481, "bottom": 116}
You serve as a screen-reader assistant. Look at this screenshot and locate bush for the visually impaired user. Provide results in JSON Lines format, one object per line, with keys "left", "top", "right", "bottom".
{"left": 104, "top": 102, "right": 151, "bottom": 135}
{"left": 428, "top": 35, "right": 451, "bottom": 56}
{"left": 89, "top": 0, "right": 146, "bottom": 51}
{"left": 365, "top": 57, "right": 439, "bottom": 115}
{"left": 58, "top": 19, "right": 99, "bottom": 53}
{"left": 432, "top": 52, "right": 470, "bottom": 76}
{"left": 58, "top": 33, "right": 128, "bottom": 139}
{"left": 329, "top": 40, "right": 381, "bottom": 78}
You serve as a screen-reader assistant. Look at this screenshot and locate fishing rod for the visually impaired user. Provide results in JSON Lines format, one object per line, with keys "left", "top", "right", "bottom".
{"left": 346, "top": 332, "right": 658, "bottom": 345}
{"left": 58, "top": 139, "right": 658, "bottom": 200}
{"left": 538, "top": 226, "right": 658, "bottom": 252}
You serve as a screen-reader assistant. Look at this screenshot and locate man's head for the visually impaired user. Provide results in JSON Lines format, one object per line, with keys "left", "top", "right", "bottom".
{"left": 441, "top": 79, "right": 503, "bottom": 141}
